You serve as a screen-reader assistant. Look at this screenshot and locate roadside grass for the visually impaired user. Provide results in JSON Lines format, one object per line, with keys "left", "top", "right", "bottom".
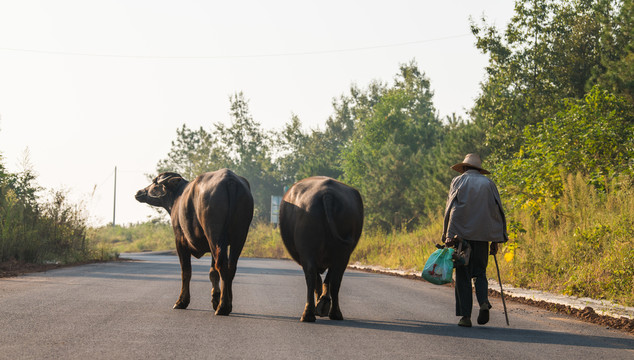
{"left": 499, "top": 174, "right": 634, "bottom": 306}
{"left": 350, "top": 214, "right": 442, "bottom": 270}
{"left": 241, "top": 222, "right": 290, "bottom": 259}
{"left": 89, "top": 221, "right": 174, "bottom": 254}
{"left": 1, "top": 188, "right": 117, "bottom": 266}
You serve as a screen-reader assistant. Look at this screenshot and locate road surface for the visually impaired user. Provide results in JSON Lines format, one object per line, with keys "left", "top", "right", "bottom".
{"left": 0, "top": 253, "right": 632, "bottom": 359}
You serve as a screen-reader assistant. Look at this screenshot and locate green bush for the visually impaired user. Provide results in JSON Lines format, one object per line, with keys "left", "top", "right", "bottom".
{"left": 1, "top": 176, "right": 117, "bottom": 264}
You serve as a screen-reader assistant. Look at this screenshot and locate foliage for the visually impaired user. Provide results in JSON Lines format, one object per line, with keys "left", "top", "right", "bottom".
{"left": 342, "top": 61, "right": 444, "bottom": 230}
{"left": 594, "top": 0, "right": 634, "bottom": 101}
{"left": 0, "top": 156, "right": 116, "bottom": 264}
{"left": 349, "top": 211, "right": 444, "bottom": 270}
{"left": 496, "top": 86, "right": 634, "bottom": 214}
{"left": 156, "top": 124, "right": 229, "bottom": 181}
{"left": 470, "top": 0, "right": 631, "bottom": 161}
{"left": 297, "top": 96, "right": 356, "bottom": 181}
{"left": 216, "top": 92, "right": 281, "bottom": 220}
{"left": 274, "top": 114, "right": 309, "bottom": 186}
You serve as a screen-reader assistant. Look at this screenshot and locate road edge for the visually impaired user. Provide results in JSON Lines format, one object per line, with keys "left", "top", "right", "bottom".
{"left": 348, "top": 262, "right": 634, "bottom": 335}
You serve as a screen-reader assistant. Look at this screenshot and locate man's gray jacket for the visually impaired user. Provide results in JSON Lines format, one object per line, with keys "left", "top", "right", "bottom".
{"left": 442, "top": 169, "right": 508, "bottom": 243}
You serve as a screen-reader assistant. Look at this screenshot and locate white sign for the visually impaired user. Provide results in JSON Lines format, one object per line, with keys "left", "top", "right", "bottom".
{"left": 270, "top": 195, "right": 282, "bottom": 224}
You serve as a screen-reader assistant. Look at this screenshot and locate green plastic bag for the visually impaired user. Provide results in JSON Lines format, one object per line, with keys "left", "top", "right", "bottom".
{"left": 421, "top": 247, "right": 455, "bottom": 285}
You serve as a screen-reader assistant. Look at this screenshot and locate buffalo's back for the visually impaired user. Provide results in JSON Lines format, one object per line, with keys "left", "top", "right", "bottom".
{"left": 279, "top": 176, "right": 363, "bottom": 266}
{"left": 173, "top": 169, "right": 254, "bottom": 257}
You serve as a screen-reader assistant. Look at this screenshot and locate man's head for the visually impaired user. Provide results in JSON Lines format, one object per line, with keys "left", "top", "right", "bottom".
{"left": 451, "top": 153, "right": 490, "bottom": 174}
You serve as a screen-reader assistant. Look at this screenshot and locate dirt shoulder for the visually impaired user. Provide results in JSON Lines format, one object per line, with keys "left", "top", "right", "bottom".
{"left": 0, "top": 259, "right": 65, "bottom": 278}
{"left": 491, "top": 289, "right": 634, "bottom": 335}
{"left": 0, "top": 258, "right": 131, "bottom": 278}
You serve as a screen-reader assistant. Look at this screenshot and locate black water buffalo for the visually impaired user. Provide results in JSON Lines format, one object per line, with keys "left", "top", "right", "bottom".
{"left": 279, "top": 176, "right": 363, "bottom": 322}
{"left": 135, "top": 168, "right": 254, "bottom": 315}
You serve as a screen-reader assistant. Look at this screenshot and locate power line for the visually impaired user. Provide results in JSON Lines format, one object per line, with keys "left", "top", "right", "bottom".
{"left": 0, "top": 34, "right": 471, "bottom": 60}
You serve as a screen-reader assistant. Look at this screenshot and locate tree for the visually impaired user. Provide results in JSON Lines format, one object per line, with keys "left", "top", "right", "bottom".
{"left": 215, "top": 92, "right": 279, "bottom": 221}
{"left": 157, "top": 92, "right": 279, "bottom": 222}
{"left": 497, "top": 86, "right": 634, "bottom": 213}
{"left": 273, "top": 114, "right": 309, "bottom": 187}
{"left": 595, "top": 0, "right": 634, "bottom": 101}
{"left": 4, "top": 149, "right": 41, "bottom": 211}
{"left": 156, "top": 124, "right": 229, "bottom": 180}
{"left": 409, "top": 114, "right": 489, "bottom": 219}
{"left": 470, "top": 0, "right": 627, "bottom": 161}
{"left": 296, "top": 95, "right": 356, "bottom": 181}
{"left": 342, "top": 60, "right": 442, "bottom": 230}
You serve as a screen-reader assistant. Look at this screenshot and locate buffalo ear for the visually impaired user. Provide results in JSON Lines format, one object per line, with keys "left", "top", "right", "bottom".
{"left": 165, "top": 177, "right": 182, "bottom": 189}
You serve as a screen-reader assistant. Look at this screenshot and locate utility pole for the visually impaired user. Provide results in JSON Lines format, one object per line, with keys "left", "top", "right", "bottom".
{"left": 112, "top": 166, "right": 117, "bottom": 227}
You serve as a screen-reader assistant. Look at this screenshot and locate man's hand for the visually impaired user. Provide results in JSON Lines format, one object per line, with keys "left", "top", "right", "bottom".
{"left": 489, "top": 242, "right": 498, "bottom": 255}
{"left": 445, "top": 235, "right": 458, "bottom": 247}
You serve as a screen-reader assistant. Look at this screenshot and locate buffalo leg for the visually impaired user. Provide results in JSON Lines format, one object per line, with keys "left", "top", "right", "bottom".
{"left": 209, "top": 257, "right": 220, "bottom": 311}
{"left": 214, "top": 242, "right": 233, "bottom": 316}
{"left": 216, "top": 264, "right": 234, "bottom": 316}
{"left": 301, "top": 262, "right": 318, "bottom": 322}
{"left": 327, "top": 260, "right": 348, "bottom": 320}
{"left": 215, "top": 227, "right": 248, "bottom": 316}
{"left": 216, "top": 228, "right": 247, "bottom": 315}
{"left": 315, "top": 273, "right": 331, "bottom": 317}
{"left": 174, "top": 243, "right": 192, "bottom": 309}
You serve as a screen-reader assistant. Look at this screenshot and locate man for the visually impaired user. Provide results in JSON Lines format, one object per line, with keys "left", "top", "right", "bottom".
{"left": 442, "top": 153, "right": 508, "bottom": 327}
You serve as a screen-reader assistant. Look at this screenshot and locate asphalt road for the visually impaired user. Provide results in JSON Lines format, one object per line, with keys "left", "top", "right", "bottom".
{"left": 0, "top": 253, "right": 632, "bottom": 359}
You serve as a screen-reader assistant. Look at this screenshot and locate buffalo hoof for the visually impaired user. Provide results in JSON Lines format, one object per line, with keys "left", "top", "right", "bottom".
{"left": 301, "top": 304, "right": 316, "bottom": 322}
{"left": 173, "top": 300, "right": 189, "bottom": 310}
{"left": 211, "top": 295, "right": 220, "bottom": 311}
{"left": 301, "top": 312, "right": 316, "bottom": 322}
{"left": 315, "top": 297, "right": 331, "bottom": 317}
{"left": 215, "top": 303, "right": 232, "bottom": 316}
{"left": 329, "top": 308, "right": 343, "bottom": 321}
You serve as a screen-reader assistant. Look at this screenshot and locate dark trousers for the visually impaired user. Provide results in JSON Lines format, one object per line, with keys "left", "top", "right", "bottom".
{"left": 455, "top": 240, "right": 490, "bottom": 317}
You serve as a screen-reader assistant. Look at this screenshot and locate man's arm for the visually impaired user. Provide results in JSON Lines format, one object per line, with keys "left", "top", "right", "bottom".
{"left": 490, "top": 242, "right": 498, "bottom": 255}
{"left": 491, "top": 182, "right": 509, "bottom": 242}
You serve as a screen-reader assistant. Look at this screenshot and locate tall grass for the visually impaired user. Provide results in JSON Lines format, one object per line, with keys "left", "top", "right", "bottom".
{"left": 499, "top": 174, "right": 634, "bottom": 306}
{"left": 0, "top": 188, "right": 117, "bottom": 264}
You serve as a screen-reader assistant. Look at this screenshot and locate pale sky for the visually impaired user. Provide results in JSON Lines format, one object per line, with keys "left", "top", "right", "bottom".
{"left": 0, "top": 0, "right": 515, "bottom": 226}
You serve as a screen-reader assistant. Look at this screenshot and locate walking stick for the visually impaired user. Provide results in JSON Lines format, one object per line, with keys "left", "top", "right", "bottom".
{"left": 493, "top": 254, "right": 510, "bottom": 326}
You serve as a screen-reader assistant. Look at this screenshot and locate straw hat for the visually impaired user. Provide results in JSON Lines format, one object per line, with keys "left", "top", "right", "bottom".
{"left": 451, "top": 153, "right": 490, "bottom": 174}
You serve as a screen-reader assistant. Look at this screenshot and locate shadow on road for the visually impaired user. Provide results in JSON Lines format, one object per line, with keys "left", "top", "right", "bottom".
{"left": 180, "top": 310, "right": 633, "bottom": 350}
{"left": 229, "top": 312, "right": 299, "bottom": 322}
{"left": 326, "top": 318, "right": 634, "bottom": 349}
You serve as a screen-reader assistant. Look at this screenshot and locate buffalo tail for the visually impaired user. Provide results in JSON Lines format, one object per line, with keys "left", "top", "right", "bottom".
{"left": 322, "top": 193, "right": 353, "bottom": 245}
